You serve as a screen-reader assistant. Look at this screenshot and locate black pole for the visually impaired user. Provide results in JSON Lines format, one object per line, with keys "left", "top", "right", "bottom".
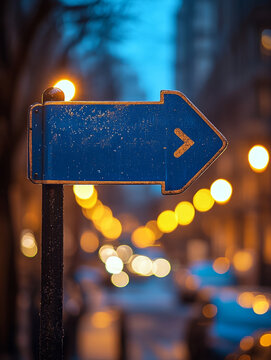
{"left": 40, "top": 87, "right": 65, "bottom": 360}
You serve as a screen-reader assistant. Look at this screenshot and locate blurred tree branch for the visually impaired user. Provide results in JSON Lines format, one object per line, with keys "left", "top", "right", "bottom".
{"left": 0, "top": 0, "right": 128, "bottom": 356}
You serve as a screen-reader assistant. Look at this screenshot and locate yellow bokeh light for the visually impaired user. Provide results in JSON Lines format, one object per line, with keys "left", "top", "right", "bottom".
{"left": 91, "top": 311, "right": 113, "bottom": 328}
{"left": 252, "top": 294, "right": 269, "bottom": 315}
{"left": 210, "top": 179, "right": 232, "bottom": 204}
{"left": 202, "top": 304, "right": 217, "bottom": 318}
{"left": 131, "top": 226, "right": 155, "bottom": 248}
{"left": 101, "top": 217, "right": 122, "bottom": 240}
{"left": 193, "top": 188, "right": 214, "bottom": 212}
{"left": 152, "top": 258, "right": 171, "bottom": 277}
{"left": 131, "top": 255, "right": 153, "bottom": 276}
{"left": 111, "top": 271, "right": 129, "bottom": 288}
{"left": 76, "top": 188, "right": 97, "bottom": 209}
{"left": 248, "top": 145, "right": 269, "bottom": 173}
{"left": 98, "top": 245, "right": 116, "bottom": 263}
{"left": 212, "top": 257, "right": 230, "bottom": 274}
{"left": 260, "top": 333, "right": 271, "bottom": 347}
{"left": 89, "top": 201, "right": 105, "bottom": 222}
{"left": 145, "top": 220, "right": 163, "bottom": 240}
{"left": 93, "top": 206, "right": 113, "bottom": 231}
{"left": 116, "top": 245, "right": 133, "bottom": 263}
{"left": 54, "top": 79, "right": 75, "bottom": 101}
{"left": 237, "top": 292, "right": 254, "bottom": 308}
{"left": 157, "top": 210, "right": 178, "bottom": 233}
{"left": 105, "top": 256, "right": 123, "bottom": 274}
{"left": 21, "top": 244, "right": 38, "bottom": 258}
{"left": 175, "top": 201, "right": 195, "bottom": 225}
{"left": 73, "top": 184, "right": 94, "bottom": 199}
{"left": 233, "top": 251, "right": 253, "bottom": 272}
{"left": 80, "top": 231, "right": 99, "bottom": 253}
{"left": 240, "top": 336, "right": 254, "bottom": 351}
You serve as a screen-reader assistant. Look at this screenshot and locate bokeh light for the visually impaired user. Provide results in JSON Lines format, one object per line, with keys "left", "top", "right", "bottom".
{"left": 260, "top": 333, "right": 271, "bottom": 347}
{"left": 237, "top": 292, "right": 254, "bottom": 308}
{"left": 185, "top": 275, "right": 200, "bottom": 291}
{"left": 131, "top": 255, "right": 153, "bottom": 276}
{"left": 116, "top": 245, "right": 133, "bottom": 263}
{"left": 80, "top": 231, "right": 99, "bottom": 253}
{"left": 91, "top": 311, "right": 113, "bottom": 328}
{"left": 105, "top": 256, "right": 123, "bottom": 274}
{"left": 261, "top": 29, "right": 271, "bottom": 51}
{"left": 145, "top": 220, "right": 163, "bottom": 240}
{"left": 212, "top": 257, "right": 230, "bottom": 274}
{"left": 54, "top": 79, "right": 75, "bottom": 101}
{"left": 101, "top": 217, "right": 122, "bottom": 240}
{"left": 252, "top": 294, "right": 269, "bottom": 315}
{"left": 111, "top": 271, "right": 129, "bottom": 288}
{"left": 73, "top": 185, "right": 94, "bottom": 199}
{"left": 152, "top": 258, "right": 171, "bottom": 277}
{"left": 131, "top": 226, "right": 155, "bottom": 248}
{"left": 240, "top": 336, "right": 254, "bottom": 351}
{"left": 193, "top": 188, "right": 214, "bottom": 212}
{"left": 210, "top": 179, "right": 232, "bottom": 204}
{"left": 248, "top": 145, "right": 269, "bottom": 173}
{"left": 90, "top": 201, "right": 106, "bottom": 222}
{"left": 233, "top": 250, "right": 253, "bottom": 272}
{"left": 93, "top": 206, "right": 113, "bottom": 231}
{"left": 157, "top": 210, "right": 178, "bottom": 233}
{"left": 238, "top": 355, "right": 251, "bottom": 360}
{"left": 76, "top": 189, "right": 97, "bottom": 209}
{"left": 202, "top": 304, "right": 217, "bottom": 318}
{"left": 175, "top": 201, "right": 195, "bottom": 225}
{"left": 20, "top": 230, "right": 38, "bottom": 258}
{"left": 98, "top": 245, "right": 116, "bottom": 263}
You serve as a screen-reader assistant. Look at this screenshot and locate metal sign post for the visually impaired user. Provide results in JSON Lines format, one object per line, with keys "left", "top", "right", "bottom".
{"left": 40, "top": 88, "right": 64, "bottom": 360}
{"left": 28, "top": 88, "right": 227, "bottom": 359}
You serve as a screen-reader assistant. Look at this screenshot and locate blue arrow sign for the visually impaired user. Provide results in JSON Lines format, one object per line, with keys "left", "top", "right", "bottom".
{"left": 28, "top": 90, "right": 227, "bottom": 194}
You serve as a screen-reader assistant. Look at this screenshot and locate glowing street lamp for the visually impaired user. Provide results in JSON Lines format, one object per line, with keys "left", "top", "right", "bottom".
{"left": 248, "top": 145, "right": 269, "bottom": 173}
{"left": 54, "top": 79, "right": 75, "bottom": 101}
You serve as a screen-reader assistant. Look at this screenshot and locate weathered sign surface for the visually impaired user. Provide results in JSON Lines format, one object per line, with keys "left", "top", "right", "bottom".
{"left": 28, "top": 90, "right": 227, "bottom": 194}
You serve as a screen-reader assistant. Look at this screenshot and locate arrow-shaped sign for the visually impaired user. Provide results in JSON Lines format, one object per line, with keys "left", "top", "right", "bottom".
{"left": 28, "top": 90, "right": 227, "bottom": 194}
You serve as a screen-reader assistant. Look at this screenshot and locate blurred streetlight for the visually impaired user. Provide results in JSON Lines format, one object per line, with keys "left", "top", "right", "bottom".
{"left": 157, "top": 210, "right": 178, "bottom": 233}
{"left": 105, "top": 256, "right": 123, "bottom": 274}
{"left": 20, "top": 230, "right": 38, "bottom": 258}
{"left": 212, "top": 257, "right": 230, "bottom": 274}
{"left": 73, "top": 184, "right": 94, "bottom": 199}
{"left": 248, "top": 145, "right": 269, "bottom": 173}
{"left": 210, "top": 179, "right": 232, "bottom": 204}
{"left": 193, "top": 188, "right": 214, "bottom": 212}
{"left": 111, "top": 271, "right": 129, "bottom": 287}
{"left": 260, "top": 333, "right": 271, "bottom": 347}
{"left": 54, "top": 79, "right": 75, "bottom": 101}
{"left": 152, "top": 258, "right": 171, "bottom": 277}
{"left": 175, "top": 201, "right": 195, "bottom": 225}
{"left": 252, "top": 294, "right": 269, "bottom": 315}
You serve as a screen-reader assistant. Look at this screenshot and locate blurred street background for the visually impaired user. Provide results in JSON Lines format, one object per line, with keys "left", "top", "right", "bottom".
{"left": 1, "top": 0, "right": 271, "bottom": 359}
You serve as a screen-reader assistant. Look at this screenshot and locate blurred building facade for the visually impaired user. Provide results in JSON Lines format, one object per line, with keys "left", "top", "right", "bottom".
{"left": 176, "top": 0, "right": 271, "bottom": 285}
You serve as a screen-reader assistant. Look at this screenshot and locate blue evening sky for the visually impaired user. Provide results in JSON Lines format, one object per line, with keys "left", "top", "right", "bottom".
{"left": 115, "top": 0, "right": 181, "bottom": 101}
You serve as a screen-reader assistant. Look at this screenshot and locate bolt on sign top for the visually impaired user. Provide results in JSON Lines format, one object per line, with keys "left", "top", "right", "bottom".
{"left": 28, "top": 90, "right": 227, "bottom": 194}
